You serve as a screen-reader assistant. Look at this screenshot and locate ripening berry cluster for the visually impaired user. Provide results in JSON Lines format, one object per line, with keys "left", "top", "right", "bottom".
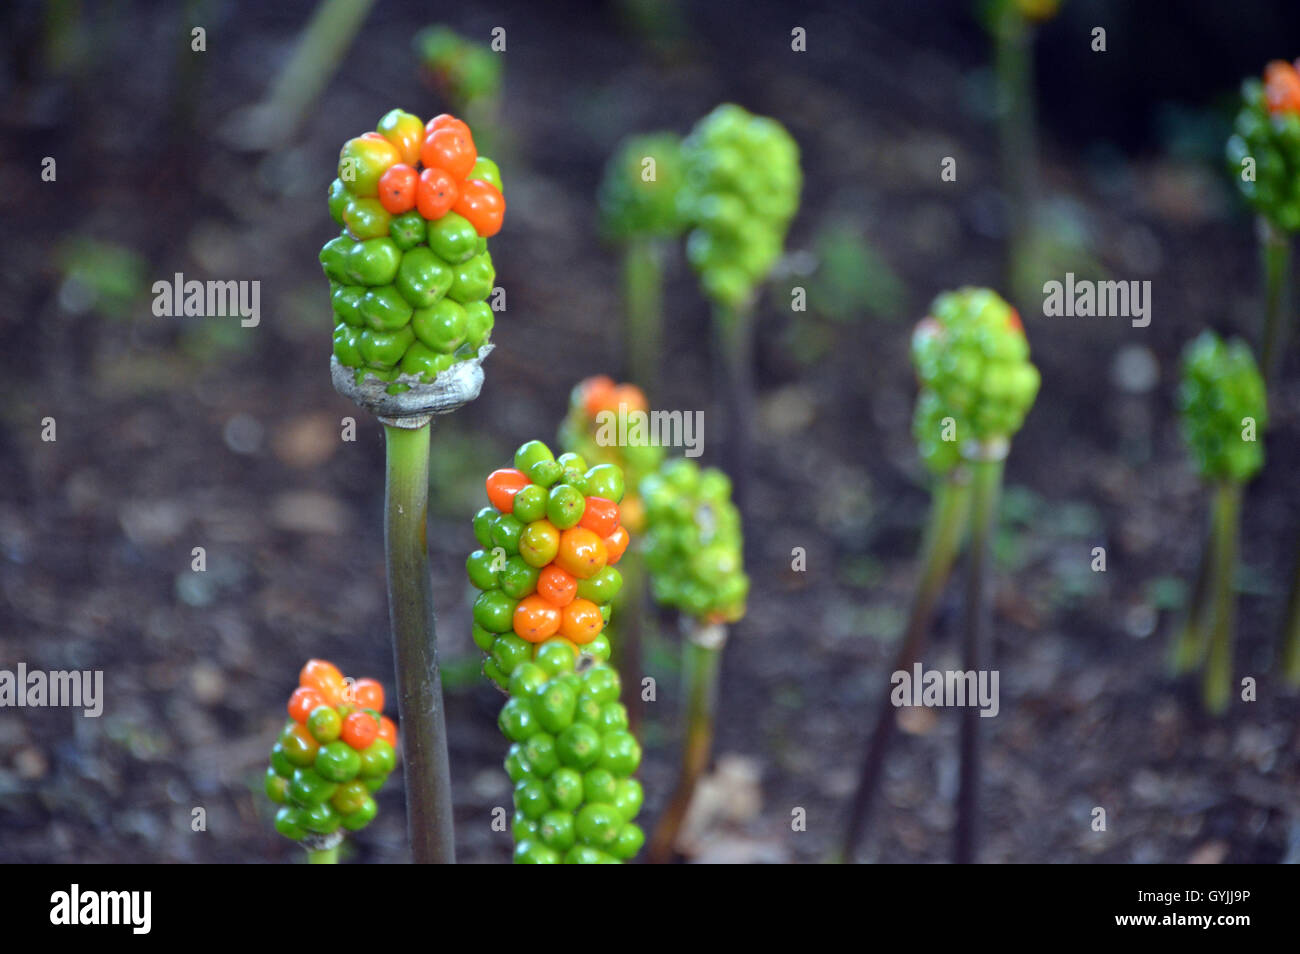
{"left": 679, "top": 103, "right": 801, "bottom": 309}
{"left": 468, "top": 441, "right": 631, "bottom": 689}
{"left": 557, "top": 376, "right": 665, "bottom": 533}
{"left": 319, "top": 110, "right": 505, "bottom": 394}
{"left": 498, "top": 650, "right": 645, "bottom": 863}
{"left": 640, "top": 458, "right": 748, "bottom": 623}
{"left": 1227, "top": 60, "right": 1300, "bottom": 232}
{"left": 266, "top": 660, "right": 398, "bottom": 842}
{"left": 413, "top": 26, "right": 503, "bottom": 109}
{"left": 1178, "top": 331, "right": 1268, "bottom": 483}
{"left": 597, "top": 132, "right": 687, "bottom": 240}
{"left": 911, "top": 288, "right": 1040, "bottom": 447}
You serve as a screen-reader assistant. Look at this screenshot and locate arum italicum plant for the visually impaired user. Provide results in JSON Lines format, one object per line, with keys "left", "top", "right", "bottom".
{"left": 466, "top": 441, "right": 645, "bottom": 863}
{"left": 639, "top": 458, "right": 748, "bottom": 862}
{"left": 1169, "top": 333, "right": 1267, "bottom": 714}
{"left": 320, "top": 108, "right": 507, "bottom": 863}
{"left": 597, "top": 134, "right": 687, "bottom": 397}
{"left": 265, "top": 660, "right": 399, "bottom": 864}
{"left": 679, "top": 105, "right": 800, "bottom": 507}
{"left": 837, "top": 360, "right": 974, "bottom": 863}
{"left": 900, "top": 288, "right": 1039, "bottom": 863}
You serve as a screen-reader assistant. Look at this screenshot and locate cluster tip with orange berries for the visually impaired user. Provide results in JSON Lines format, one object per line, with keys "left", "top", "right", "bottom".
{"left": 265, "top": 660, "right": 398, "bottom": 845}
{"left": 1227, "top": 59, "right": 1300, "bottom": 231}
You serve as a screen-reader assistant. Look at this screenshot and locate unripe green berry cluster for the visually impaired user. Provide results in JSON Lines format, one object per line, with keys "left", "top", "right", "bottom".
{"left": 911, "top": 287, "right": 1040, "bottom": 446}
{"left": 679, "top": 103, "right": 801, "bottom": 309}
{"left": 597, "top": 132, "right": 687, "bottom": 240}
{"left": 1226, "top": 69, "right": 1300, "bottom": 232}
{"left": 640, "top": 458, "right": 748, "bottom": 623}
{"left": 499, "top": 655, "right": 645, "bottom": 863}
{"left": 1178, "top": 331, "right": 1268, "bottom": 483}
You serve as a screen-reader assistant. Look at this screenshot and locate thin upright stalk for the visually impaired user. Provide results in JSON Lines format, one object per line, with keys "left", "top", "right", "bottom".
{"left": 383, "top": 421, "right": 456, "bottom": 863}
{"left": 713, "top": 301, "right": 755, "bottom": 517}
{"left": 624, "top": 237, "right": 665, "bottom": 398}
{"left": 306, "top": 846, "right": 339, "bottom": 864}
{"left": 837, "top": 471, "right": 972, "bottom": 863}
{"left": 1279, "top": 538, "right": 1300, "bottom": 685}
{"left": 1202, "top": 481, "right": 1242, "bottom": 715}
{"left": 954, "top": 451, "right": 1004, "bottom": 864}
{"left": 613, "top": 548, "right": 649, "bottom": 735}
{"left": 1170, "top": 523, "right": 1214, "bottom": 675}
{"left": 994, "top": 6, "right": 1038, "bottom": 297}
{"left": 648, "top": 622, "right": 724, "bottom": 863}
{"left": 1259, "top": 218, "right": 1292, "bottom": 385}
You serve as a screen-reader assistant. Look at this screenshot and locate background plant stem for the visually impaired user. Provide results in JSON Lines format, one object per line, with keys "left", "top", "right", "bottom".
{"left": 624, "top": 236, "right": 664, "bottom": 398}
{"left": 306, "top": 845, "right": 339, "bottom": 864}
{"left": 1202, "top": 480, "right": 1242, "bottom": 715}
{"left": 612, "top": 548, "right": 649, "bottom": 735}
{"left": 713, "top": 300, "right": 755, "bottom": 520}
{"left": 383, "top": 422, "right": 456, "bottom": 863}
{"left": 837, "top": 470, "right": 972, "bottom": 863}
{"left": 954, "top": 454, "right": 1003, "bottom": 864}
{"left": 1259, "top": 218, "right": 1292, "bottom": 385}
{"left": 994, "top": 5, "right": 1038, "bottom": 301}
{"left": 1279, "top": 537, "right": 1300, "bottom": 685}
{"left": 648, "top": 622, "right": 723, "bottom": 863}
{"left": 1170, "top": 520, "right": 1214, "bottom": 675}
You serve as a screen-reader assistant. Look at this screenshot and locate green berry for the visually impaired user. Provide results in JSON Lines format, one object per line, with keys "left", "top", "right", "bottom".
{"left": 557, "top": 723, "right": 601, "bottom": 769}
{"left": 474, "top": 589, "right": 518, "bottom": 633}
{"left": 534, "top": 679, "right": 577, "bottom": 734}
{"left": 274, "top": 806, "right": 307, "bottom": 840}
{"left": 265, "top": 767, "right": 291, "bottom": 804}
{"left": 395, "top": 246, "right": 455, "bottom": 308}
{"left": 290, "top": 767, "right": 338, "bottom": 805}
{"left": 546, "top": 767, "right": 584, "bottom": 812}
{"left": 489, "top": 513, "right": 524, "bottom": 555}
{"left": 514, "top": 840, "right": 561, "bottom": 864}
{"left": 466, "top": 548, "right": 501, "bottom": 590}
{"left": 511, "top": 484, "right": 547, "bottom": 523}
{"left": 499, "top": 696, "right": 538, "bottom": 742}
{"left": 507, "top": 662, "right": 549, "bottom": 698}
{"left": 583, "top": 464, "right": 624, "bottom": 503}
{"left": 500, "top": 555, "right": 540, "bottom": 599}
{"left": 534, "top": 640, "right": 576, "bottom": 676}
{"left": 472, "top": 506, "right": 496, "bottom": 547}
{"left": 598, "top": 730, "right": 641, "bottom": 776}
{"left": 411, "top": 299, "right": 467, "bottom": 353}
{"left": 538, "top": 810, "right": 576, "bottom": 851}
{"left": 307, "top": 705, "right": 343, "bottom": 744}
{"left": 514, "top": 778, "right": 551, "bottom": 820}
{"left": 341, "top": 794, "right": 378, "bottom": 831}
{"left": 427, "top": 211, "right": 479, "bottom": 264}
{"left": 331, "top": 779, "right": 370, "bottom": 816}
{"left": 575, "top": 803, "right": 621, "bottom": 849}
{"left": 358, "top": 738, "right": 396, "bottom": 778}
{"left": 583, "top": 767, "right": 618, "bottom": 804}
{"left": 389, "top": 209, "right": 426, "bottom": 250}
{"left": 315, "top": 740, "right": 362, "bottom": 783}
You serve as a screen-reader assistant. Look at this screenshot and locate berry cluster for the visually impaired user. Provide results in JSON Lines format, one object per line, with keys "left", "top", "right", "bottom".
{"left": 557, "top": 376, "right": 665, "bottom": 533}
{"left": 597, "top": 132, "right": 687, "bottom": 240}
{"left": 266, "top": 660, "right": 399, "bottom": 842}
{"left": 468, "top": 441, "right": 631, "bottom": 689}
{"left": 319, "top": 110, "right": 505, "bottom": 395}
{"left": 499, "top": 650, "right": 645, "bottom": 863}
{"left": 1178, "top": 331, "right": 1268, "bottom": 483}
{"left": 910, "top": 288, "right": 1040, "bottom": 446}
{"left": 678, "top": 104, "right": 801, "bottom": 309}
{"left": 912, "top": 388, "right": 964, "bottom": 475}
{"left": 1227, "top": 60, "right": 1300, "bottom": 231}
{"left": 640, "top": 458, "right": 748, "bottom": 623}
{"left": 413, "top": 27, "right": 503, "bottom": 110}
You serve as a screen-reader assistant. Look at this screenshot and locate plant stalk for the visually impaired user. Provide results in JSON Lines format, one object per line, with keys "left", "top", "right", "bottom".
{"left": 1202, "top": 480, "right": 1242, "bottom": 715}
{"left": 624, "top": 237, "right": 665, "bottom": 398}
{"left": 306, "top": 846, "right": 339, "bottom": 864}
{"left": 994, "top": 5, "right": 1038, "bottom": 299}
{"left": 613, "top": 548, "right": 649, "bottom": 735}
{"left": 713, "top": 300, "right": 755, "bottom": 518}
{"left": 954, "top": 450, "right": 1004, "bottom": 864}
{"left": 383, "top": 421, "right": 456, "bottom": 863}
{"left": 1170, "top": 522, "right": 1214, "bottom": 675}
{"left": 1279, "top": 536, "right": 1300, "bottom": 685}
{"left": 647, "top": 621, "right": 725, "bottom": 863}
{"left": 837, "top": 470, "right": 972, "bottom": 863}
{"left": 1259, "top": 218, "right": 1292, "bottom": 385}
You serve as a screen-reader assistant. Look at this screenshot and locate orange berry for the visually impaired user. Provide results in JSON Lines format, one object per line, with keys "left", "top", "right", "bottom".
{"left": 611, "top": 384, "right": 648, "bottom": 413}
{"left": 579, "top": 497, "right": 619, "bottom": 537}
{"left": 537, "top": 564, "right": 578, "bottom": 607}
{"left": 425, "top": 113, "right": 474, "bottom": 147}
{"left": 300, "top": 659, "right": 347, "bottom": 706}
{"left": 378, "top": 163, "right": 418, "bottom": 214}
{"left": 1265, "top": 60, "right": 1300, "bottom": 115}
{"left": 560, "top": 598, "right": 604, "bottom": 644}
{"left": 556, "top": 527, "right": 608, "bottom": 580}
{"left": 341, "top": 710, "right": 379, "bottom": 750}
{"left": 603, "top": 525, "right": 630, "bottom": 565}
{"left": 377, "top": 109, "right": 425, "bottom": 166}
{"left": 351, "top": 677, "right": 384, "bottom": 711}
{"left": 581, "top": 376, "right": 617, "bottom": 417}
{"left": 416, "top": 166, "right": 460, "bottom": 220}
{"left": 485, "top": 468, "right": 530, "bottom": 513}
{"left": 452, "top": 178, "right": 505, "bottom": 237}
{"left": 421, "top": 126, "right": 477, "bottom": 181}
{"left": 288, "top": 686, "right": 325, "bottom": 723}
{"left": 378, "top": 716, "right": 398, "bottom": 748}
{"left": 513, "top": 594, "right": 563, "bottom": 643}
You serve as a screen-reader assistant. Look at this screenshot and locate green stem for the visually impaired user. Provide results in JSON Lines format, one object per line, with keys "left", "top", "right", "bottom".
{"left": 306, "top": 845, "right": 339, "bottom": 864}
{"left": 648, "top": 622, "right": 724, "bottom": 863}
{"left": 383, "top": 421, "right": 455, "bottom": 863}
{"left": 1170, "top": 519, "right": 1215, "bottom": 675}
{"left": 1202, "top": 481, "right": 1242, "bottom": 715}
{"left": 994, "top": 6, "right": 1039, "bottom": 300}
{"left": 623, "top": 237, "right": 665, "bottom": 397}
{"left": 837, "top": 470, "right": 972, "bottom": 863}
{"left": 612, "top": 547, "right": 649, "bottom": 735}
{"left": 1279, "top": 537, "right": 1300, "bottom": 685}
{"left": 713, "top": 300, "right": 755, "bottom": 517}
{"left": 954, "top": 451, "right": 1004, "bottom": 864}
{"left": 1260, "top": 218, "right": 1292, "bottom": 385}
